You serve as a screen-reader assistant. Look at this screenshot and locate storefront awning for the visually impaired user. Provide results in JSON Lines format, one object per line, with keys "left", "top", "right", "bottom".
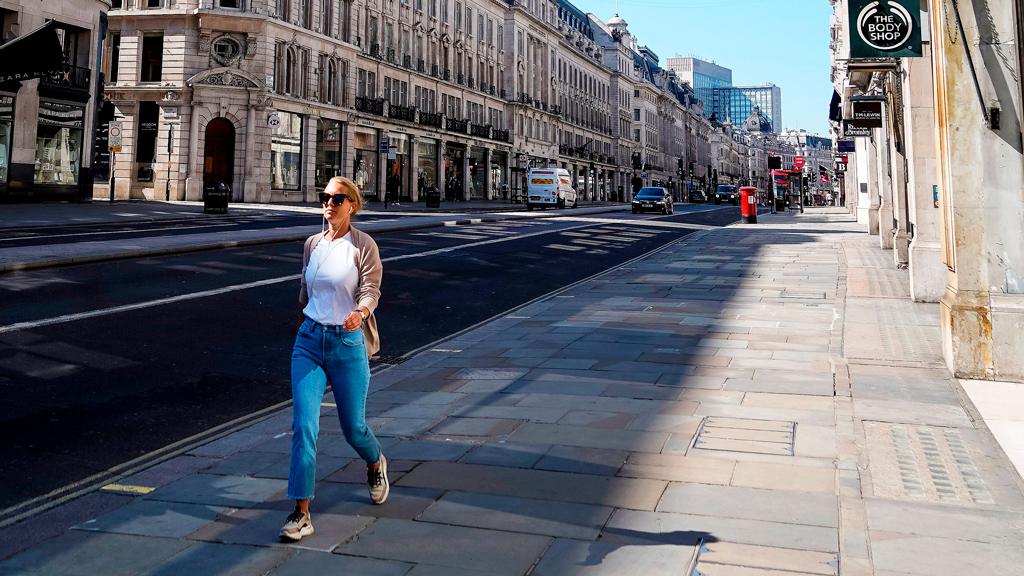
{"left": 0, "top": 21, "right": 65, "bottom": 83}
{"left": 828, "top": 90, "right": 842, "bottom": 123}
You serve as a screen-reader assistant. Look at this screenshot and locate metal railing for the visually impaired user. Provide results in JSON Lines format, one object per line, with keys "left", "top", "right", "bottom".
{"left": 41, "top": 64, "right": 91, "bottom": 92}
{"left": 419, "top": 111, "right": 443, "bottom": 128}
{"left": 355, "top": 96, "right": 385, "bottom": 115}
{"left": 388, "top": 103, "right": 417, "bottom": 122}
{"left": 446, "top": 117, "right": 468, "bottom": 133}
{"left": 470, "top": 123, "right": 490, "bottom": 138}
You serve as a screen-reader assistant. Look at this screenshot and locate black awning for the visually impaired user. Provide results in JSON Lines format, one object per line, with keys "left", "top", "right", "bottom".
{"left": 0, "top": 21, "right": 65, "bottom": 83}
{"left": 829, "top": 90, "right": 842, "bottom": 123}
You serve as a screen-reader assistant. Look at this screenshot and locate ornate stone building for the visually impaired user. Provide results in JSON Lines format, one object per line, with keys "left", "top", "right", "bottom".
{"left": 0, "top": 0, "right": 108, "bottom": 201}
{"left": 98, "top": 0, "right": 718, "bottom": 204}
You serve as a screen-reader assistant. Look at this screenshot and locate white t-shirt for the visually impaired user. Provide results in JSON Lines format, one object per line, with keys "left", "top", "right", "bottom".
{"left": 302, "top": 233, "right": 358, "bottom": 325}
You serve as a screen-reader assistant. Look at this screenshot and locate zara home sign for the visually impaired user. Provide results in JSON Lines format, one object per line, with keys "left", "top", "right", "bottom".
{"left": 849, "top": 0, "right": 922, "bottom": 58}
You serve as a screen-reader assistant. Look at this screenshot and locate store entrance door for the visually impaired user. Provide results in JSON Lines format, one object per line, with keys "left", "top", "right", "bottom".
{"left": 203, "top": 118, "right": 235, "bottom": 200}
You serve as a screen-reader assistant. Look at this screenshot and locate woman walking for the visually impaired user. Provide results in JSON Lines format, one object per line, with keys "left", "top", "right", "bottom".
{"left": 280, "top": 176, "right": 388, "bottom": 542}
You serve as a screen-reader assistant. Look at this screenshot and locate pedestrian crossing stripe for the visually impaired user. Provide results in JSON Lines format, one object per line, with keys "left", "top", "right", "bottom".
{"left": 101, "top": 483, "right": 155, "bottom": 495}
{"left": 321, "top": 402, "right": 337, "bottom": 407}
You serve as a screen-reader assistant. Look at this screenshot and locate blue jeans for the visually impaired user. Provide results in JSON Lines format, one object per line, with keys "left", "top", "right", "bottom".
{"left": 288, "top": 318, "right": 381, "bottom": 500}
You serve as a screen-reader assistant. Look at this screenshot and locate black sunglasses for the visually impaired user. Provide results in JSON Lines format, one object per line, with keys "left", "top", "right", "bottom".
{"left": 318, "top": 193, "right": 350, "bottom": 205}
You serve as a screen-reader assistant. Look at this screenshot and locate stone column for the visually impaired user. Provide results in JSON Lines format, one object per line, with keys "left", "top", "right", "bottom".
{"left": 483, "top": 147, "right": 492, "bottom": 199}
{"left": 462, "top": 150, "right": 471, "bottom": 201}
{"left": 903, "top": 46, "right": 944, "bottom": 302}
{"left": 407, "top": 136, "right": 419, "bottom": 201}
{"left": 243, "top": 102, "right": 257, "bottom": 203}
{"left": 185, "top": 101, "right": 203, "bottom": 201}
{"left": 436, "top": 140, "right": 446, "bottom": 201}
{"left": 876, "top": 119, "right": 895, "bottom": 249}
{"left": 931, "top": 0, "right": 1024, "bottom": 380}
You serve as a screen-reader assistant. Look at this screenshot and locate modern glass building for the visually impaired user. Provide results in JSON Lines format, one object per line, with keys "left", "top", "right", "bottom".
{"left": 665, "top": 57, "right": 732, "bottom": 117}
{"left": 711, "top": 84, "right": 782, "bottom": 133}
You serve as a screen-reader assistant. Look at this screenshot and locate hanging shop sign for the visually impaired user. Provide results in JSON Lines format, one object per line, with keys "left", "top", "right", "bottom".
{"left": 848, "top": 0, "right": 922, "bottom": 58}
{"left": 837, "top": 139, "right": 856, "bottom": 153}
{"left": 852, "top": 100, "right": 884, "bottom": 128}
{"left": 843, "top": 120, "right": 873, "bottom": 137}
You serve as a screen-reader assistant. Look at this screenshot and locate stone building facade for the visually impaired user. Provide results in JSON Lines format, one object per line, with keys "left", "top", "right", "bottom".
{"left": 0, "top": 0, "right": 108, "bottom": 201}
{"left": 830, "top": 0, "right": 1024, "bottom": 381}
{"left": 98, "top": 0, "right": 735, "bottom": 205}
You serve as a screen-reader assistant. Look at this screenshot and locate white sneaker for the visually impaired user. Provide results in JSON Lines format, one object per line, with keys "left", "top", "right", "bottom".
{"left": 279, "top": 509, "right": 314, "bottom": 541}
{"left": 368, "top": 455, "right": 390, "bottom": 505}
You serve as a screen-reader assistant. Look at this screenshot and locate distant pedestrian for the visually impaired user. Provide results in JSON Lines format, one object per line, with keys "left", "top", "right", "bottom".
{"left": 281, "top": 176, "right": 388, "bottom": 542}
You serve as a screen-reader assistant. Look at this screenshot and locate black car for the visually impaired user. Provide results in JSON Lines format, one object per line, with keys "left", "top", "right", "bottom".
{"left": 714, "top": 184, "right": 739, "bottom": 205}
{"left": 688, "top": 187, "right": 708, "bottom": 203}
{"left": 632, "top": 187, "right": 674, "bottom": 214}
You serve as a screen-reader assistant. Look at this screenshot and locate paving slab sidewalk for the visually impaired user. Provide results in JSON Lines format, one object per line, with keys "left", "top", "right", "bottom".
{"left": 2, "top": 208, "right": 1023, "bottom": 575}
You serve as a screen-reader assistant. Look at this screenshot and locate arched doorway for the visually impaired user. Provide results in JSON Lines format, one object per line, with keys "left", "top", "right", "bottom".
{"left": 203, "top": 118, "right": 235, "bottom": 200}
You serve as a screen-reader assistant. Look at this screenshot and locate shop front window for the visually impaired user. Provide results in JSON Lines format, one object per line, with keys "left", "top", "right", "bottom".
{"left": 352, "top": 127, "right": 378, "bottom": 198}
{"left": 469, "top": 146, "right": 486, "bottom": 199}
{"left": 315, "top": 118, "right": 343, "bottom": 189}
{"left": 387, "top": 132, "right": 409, "bottom": 200}
{"left": 0, "top": 95, "right": 12, "bottom": 184}
{"left": 490, "top": 150, "right": 507, "bottom": 199}
{"left": 34, "top": 100, "right": 84, "bottom": 185}
{"left": 416, "top": 139, "right": 438, "bottom": 194}
{"left": 271, "top": 111, "right": 303, "bottom": 190}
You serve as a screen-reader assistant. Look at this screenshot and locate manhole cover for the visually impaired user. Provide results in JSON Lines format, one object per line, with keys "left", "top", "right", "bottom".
{"left": 692, "top": 417, "right": 796, "bottom": 456}
{"left": 864, "top": 422, "right": 993, "bottom": 504}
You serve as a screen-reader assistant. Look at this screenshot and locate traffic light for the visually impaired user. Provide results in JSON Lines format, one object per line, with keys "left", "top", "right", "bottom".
{"left": 631, "top": 152, "right": 642, "bottom": 170}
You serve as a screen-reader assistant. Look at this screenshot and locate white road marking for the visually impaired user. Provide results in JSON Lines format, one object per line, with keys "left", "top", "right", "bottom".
{"left": 0, "top": 215, "right": 712, "bottom": 333}
{"left": 0, "top": 222, "right": 247, "bottom": 243}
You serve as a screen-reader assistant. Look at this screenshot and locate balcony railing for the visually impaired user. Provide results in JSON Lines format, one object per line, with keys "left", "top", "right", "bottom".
{"left": 489, "top": 85, "right": 496, "bottom": 96}
{"left": 470, "top": 123, "right": 491, "bottom": 138}
{"left": 403, "top": 54, "right": 412, "bottom": 68}
{"left": 500, "top": 89, "right": 507, "bottom": 100}
{"left": 386, "top": 48, "right": 396, "bottom": 63}
{"left": 417, "top": 59, "right": 426, "bottom": 73}
{"left": 492, "top": 128, "right": 510, "bottom": 142}
{"left": 355, "top": 96, "right": 385, "bottom": 116}
{"left": 551, "top": 105, "right": 562, "bottom": 115}
{"left": 467, "top": 76, "right": 475, "bottom": 89}
{"left": 370, "top": 43, "right": 381, "bottom": 57}
{"left": 41, "top": 64, "right": 91, "bottom": 93}
{"left": 457, "top": 72, "right": 465, "bottom": 85}
{"left": 446, "top": 117, "right": 468, "bottom": 133}
{"left": 443, "top": 68, "right": 451, "bottom": 80}
{"left": 388, "top": 103, "right": 417, "bottom": 122}
{"left": 419, "top": 111, "right": 443, "bottom": 128}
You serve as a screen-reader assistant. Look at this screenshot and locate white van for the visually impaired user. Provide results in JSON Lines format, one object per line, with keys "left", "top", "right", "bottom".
{"left": 526, "top": 168, "right": 578, "bottom": 210}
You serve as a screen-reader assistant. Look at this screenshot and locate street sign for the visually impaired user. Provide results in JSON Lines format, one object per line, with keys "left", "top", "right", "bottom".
{"left": 640, "top": 171, "right": 649, "bottom": 179}
{"left": 379, "top": 136, "right": 390, "bottom": 154}
{"left": 267, "top": 113, "right": 281, "bottom": 128}
{"left": 852, "top": 100, "right": 884, "bottom": 128}
{"left": 837, "top": 139, "right": 856, "bottom": 153}
{"left": 843, "top": 120, "right": 873, "bottom": 137}
{"left": 794, "top": 156, "right": 805, "bottom": 169}
{"left": 848, "top": 0, "right": 922, "bottom": 58}
{"left": 108, "top": 121, "right": 122, "bottom": 153}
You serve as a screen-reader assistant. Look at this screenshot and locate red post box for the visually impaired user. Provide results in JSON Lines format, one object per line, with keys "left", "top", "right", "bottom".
{"left": 740, "top": 186, "right": 758, "bottom": 224}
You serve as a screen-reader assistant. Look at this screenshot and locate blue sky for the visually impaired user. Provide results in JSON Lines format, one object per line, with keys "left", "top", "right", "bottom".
{"left": 579, "top": 0, "right": 834, "bottom": 134}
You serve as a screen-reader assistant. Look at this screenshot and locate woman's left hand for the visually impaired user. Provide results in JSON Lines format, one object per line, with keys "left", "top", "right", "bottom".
{"left": 342, "top": 310, "right": 363, "bottom": 332}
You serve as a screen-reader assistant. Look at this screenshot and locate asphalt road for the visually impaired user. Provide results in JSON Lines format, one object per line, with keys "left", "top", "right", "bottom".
{"left": 0, "top": 204, "right": 748, "bottom": 511}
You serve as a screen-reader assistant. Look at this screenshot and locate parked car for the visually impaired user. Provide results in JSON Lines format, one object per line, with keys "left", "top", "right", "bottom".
{"left": 526, "top": 168, "right": 578, "bottom": 210}
{"left": 632, "top": 187, "right": 674, "bottom": 215}
{"left": 714, "top": 184, "right": 739, "bottom": 205}
{"left": 688, "top": 187, "right": 708, "bottom": 203}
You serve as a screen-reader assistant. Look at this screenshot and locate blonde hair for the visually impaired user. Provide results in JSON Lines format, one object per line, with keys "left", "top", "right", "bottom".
{"left": 326, "top": 176, "right": 364, "bottom": 215}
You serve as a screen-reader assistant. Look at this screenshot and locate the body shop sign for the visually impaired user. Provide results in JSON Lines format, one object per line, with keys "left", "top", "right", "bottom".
{"left": 849, "top": 0, "right": 922, "bottom": 58}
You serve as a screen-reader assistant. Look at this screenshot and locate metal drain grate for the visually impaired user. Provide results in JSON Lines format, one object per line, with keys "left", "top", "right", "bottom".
{"left": 692, "top": 417, "right": 796, "bottom": 456}
{"left": 372, "top": 354, "right": 411, "bottom": 366}
{"left": 864, "top": 422, "right": 993, "bottom": 504}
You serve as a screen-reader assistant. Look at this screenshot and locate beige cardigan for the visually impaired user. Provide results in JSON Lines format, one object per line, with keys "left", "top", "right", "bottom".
{"left": 299, "top": 227, "right": 382, "bottom": 356}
